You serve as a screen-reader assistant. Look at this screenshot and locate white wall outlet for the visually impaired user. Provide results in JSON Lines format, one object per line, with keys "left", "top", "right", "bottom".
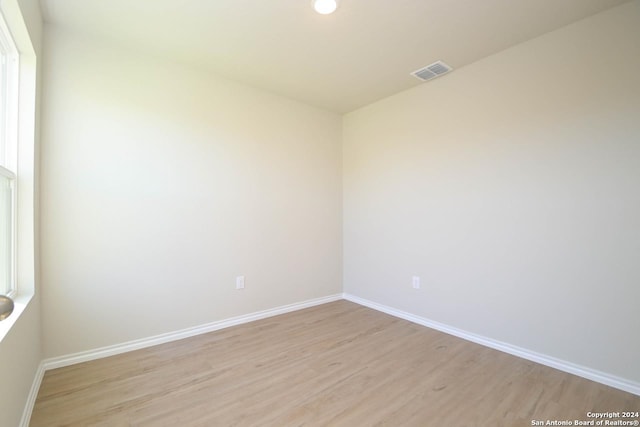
{"left": 236, "top": 276, "right": 245, "bottom": 290}
{"left": 412, "top": 276, "right": 420, "bottom": 289}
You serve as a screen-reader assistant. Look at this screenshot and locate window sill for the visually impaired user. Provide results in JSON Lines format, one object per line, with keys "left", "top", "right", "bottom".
{"left": 0, "top": 292, "right": 34, "bottom": 342}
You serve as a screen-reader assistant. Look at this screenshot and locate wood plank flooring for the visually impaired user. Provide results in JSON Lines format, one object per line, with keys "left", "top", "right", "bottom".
{"left": 31, "top": 300, "right": 640, "bottom": 426}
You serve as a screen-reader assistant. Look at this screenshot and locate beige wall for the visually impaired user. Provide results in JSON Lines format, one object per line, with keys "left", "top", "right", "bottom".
{"left": 0, "top": 301, "right": 42, "bottom": 426}
{"left": 0, "top": 0, "right": 43, "bottom": 425}
{"left": 343, "top": 1, "right": 640, "bottom": 383}
{"left": 40, "top": 27, "right": 342, "bottom": 358}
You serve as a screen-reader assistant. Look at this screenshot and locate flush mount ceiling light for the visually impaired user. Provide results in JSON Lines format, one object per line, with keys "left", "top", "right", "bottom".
{"left": 313, "top": 0, "right": 338, "bottom": 15}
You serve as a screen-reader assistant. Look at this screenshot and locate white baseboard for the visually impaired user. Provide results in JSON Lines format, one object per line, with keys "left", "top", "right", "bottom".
{"left": 20, "top": 361, "right": 45, "bottom": 427}
{"left": 43, "top": 293, "right": 342, "bottom": 370}
{"left": 343, "top": 293, "right": 640, "bottom": 397}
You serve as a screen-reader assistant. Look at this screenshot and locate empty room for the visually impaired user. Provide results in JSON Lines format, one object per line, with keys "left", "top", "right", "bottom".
{"left": 0, "top": 0, "right": 639, "bottom": 425}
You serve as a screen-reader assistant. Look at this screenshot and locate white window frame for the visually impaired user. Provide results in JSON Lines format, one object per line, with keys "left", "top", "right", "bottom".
{"left": 0, "top": 8, "right": 19, "bottom": 298}
{"left": 0, "top": 0, "right": 37, "bottom": 341}
{"left": 0, "top": 167, "right": 16, "bottom": 298}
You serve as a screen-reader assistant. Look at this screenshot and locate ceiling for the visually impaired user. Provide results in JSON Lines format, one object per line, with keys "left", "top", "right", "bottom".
{"left": 40, "top": 0, "right": 631, "bottom": 113}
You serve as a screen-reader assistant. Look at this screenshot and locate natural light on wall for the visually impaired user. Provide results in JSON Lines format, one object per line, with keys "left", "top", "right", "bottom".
{"left": 0, "top": 0, "right": 36, "bottom": 337}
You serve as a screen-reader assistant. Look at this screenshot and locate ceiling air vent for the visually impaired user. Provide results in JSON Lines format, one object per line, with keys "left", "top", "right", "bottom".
{"left": 411, "top": 61, "right": 452, "bottom": 82}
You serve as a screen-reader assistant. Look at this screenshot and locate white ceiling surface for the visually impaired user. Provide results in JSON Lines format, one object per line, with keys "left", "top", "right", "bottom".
{"left": 41, "top": 0, "right": 631, "bottom": 113}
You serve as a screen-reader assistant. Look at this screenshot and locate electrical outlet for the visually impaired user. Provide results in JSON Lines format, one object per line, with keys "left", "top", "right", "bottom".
{"left": 412, "top": 276, "right": 420, "bottom": 289}
{"left": 236, "top": 276, "right": 245, "bottom": 290}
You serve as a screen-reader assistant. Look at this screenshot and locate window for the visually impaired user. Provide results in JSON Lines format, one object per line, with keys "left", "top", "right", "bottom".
{"left": 0, "top": 10, "right": 18, "bottom": 297}
{"left": 0, "top": 0, "right": 36, "bottom": 338}
{"left": 0, "top": 169, "right": 14, "bottom": 296}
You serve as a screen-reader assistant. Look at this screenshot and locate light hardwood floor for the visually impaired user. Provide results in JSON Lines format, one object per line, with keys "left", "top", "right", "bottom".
{"left": 31, "top": 300, "right": 640, "bottom": 426}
